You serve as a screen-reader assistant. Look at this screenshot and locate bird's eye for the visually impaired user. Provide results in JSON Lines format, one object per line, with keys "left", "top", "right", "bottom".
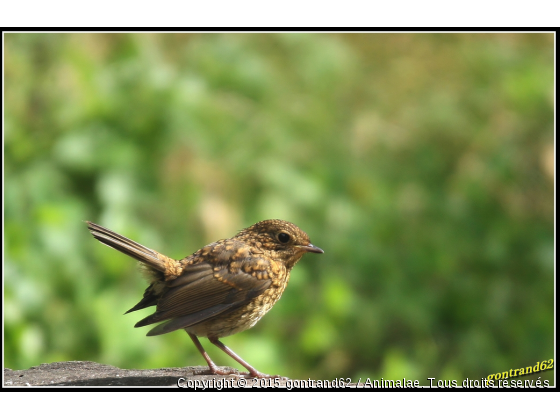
{"left": 278, "top": 232, "right": 291, "bottom": 243}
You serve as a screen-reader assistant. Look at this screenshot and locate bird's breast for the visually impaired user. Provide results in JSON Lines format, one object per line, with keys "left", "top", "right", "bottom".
{"left": 185, "top": 270, "right": 291, "bottom": 339}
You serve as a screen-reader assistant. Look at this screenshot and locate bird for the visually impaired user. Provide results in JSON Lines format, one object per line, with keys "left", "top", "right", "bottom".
{"left": 86, "top": 219, "right": 323, "bottom": 378}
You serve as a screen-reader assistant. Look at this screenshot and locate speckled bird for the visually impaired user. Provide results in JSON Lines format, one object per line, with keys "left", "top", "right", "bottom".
{"left": 86, "top": 219, "right": 323, "bottom": 377}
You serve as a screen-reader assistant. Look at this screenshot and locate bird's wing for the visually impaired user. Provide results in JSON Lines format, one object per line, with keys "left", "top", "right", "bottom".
{"left": 134, "top": 258, "right": 272, "bottom": 335}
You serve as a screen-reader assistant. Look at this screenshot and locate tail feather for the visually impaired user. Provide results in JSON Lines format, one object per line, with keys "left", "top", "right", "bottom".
{"left": 124, "top": 286, "right": 159, "bottom": 314}
{"left": 86, "top": 221, "right": 166, "bottom": 273}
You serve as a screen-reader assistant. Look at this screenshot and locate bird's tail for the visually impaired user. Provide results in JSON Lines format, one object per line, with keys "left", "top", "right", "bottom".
{"left": 86, "top": 221, "right": 170, "bottom": 273}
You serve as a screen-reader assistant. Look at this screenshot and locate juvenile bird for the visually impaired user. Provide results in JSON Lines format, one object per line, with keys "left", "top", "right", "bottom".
{"left": 86, "top": 219, "right": 323, "bottom": 378}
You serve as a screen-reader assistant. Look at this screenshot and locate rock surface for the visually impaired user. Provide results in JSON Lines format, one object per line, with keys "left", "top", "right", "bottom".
{"left": 4, "top": 361, "right": 291, "bottom": 387}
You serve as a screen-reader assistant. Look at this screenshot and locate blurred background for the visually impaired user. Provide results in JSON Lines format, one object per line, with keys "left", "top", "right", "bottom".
{"left": 4, "top": 33, "right": 554, "bottom": 385}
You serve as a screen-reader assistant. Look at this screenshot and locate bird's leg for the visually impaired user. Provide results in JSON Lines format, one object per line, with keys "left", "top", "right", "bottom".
{"left": 187, "top": 332, "right": 236, "bottom": 376}
{"left": 209, "top": 337, "right": 279, "bottom": 378}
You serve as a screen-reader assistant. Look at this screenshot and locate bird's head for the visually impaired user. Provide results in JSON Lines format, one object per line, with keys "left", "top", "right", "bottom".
{"left": 235, "top": 219, "right": 323, "bottom": 268}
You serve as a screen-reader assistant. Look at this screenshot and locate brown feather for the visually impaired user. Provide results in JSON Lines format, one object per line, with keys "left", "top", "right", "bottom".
{"left": 86, "top": 221, "right": 166, "bottom": 273}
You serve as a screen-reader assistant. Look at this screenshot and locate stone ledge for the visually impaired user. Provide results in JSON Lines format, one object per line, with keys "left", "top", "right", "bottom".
{"left": 4, "top": 361, "right": 287, "bottom": 387}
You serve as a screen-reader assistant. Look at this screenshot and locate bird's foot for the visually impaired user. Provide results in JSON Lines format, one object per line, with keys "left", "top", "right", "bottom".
{"left": 206, "top": 365, "right": 240, "bottom": 376}
{"left": 240, "top": 370, "right": 287, "bottom": 379}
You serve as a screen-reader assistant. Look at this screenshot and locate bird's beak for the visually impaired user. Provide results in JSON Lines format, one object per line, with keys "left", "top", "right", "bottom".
{"left": 300, "top": 244, "right": 324, "bottom": 254}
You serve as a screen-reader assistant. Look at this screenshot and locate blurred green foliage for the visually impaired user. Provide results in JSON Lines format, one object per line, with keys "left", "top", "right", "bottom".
{"left": 5, "top": 33, "right": 554, "bottom": 385}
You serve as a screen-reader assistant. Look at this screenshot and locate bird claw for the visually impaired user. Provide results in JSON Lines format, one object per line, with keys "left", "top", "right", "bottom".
{"left": 210, "top": 368, "right": 270, "bottom": 378}
{"left": 207, "top": 366, "right": 239, "bottom": 376}
{"left": 242, "top": 371, "right": 287, "bottom": 379}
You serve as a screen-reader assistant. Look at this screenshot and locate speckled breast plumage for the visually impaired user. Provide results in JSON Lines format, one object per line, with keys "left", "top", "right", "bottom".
{"left": 185, "top": 271, "right": 290, "bottom": 338}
